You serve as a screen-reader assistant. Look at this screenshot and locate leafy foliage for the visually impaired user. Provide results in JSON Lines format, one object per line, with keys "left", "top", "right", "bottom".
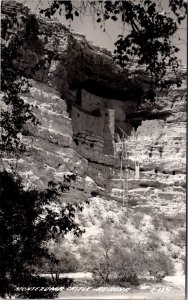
{"left": 86, "top": 231, "right": 115, "bottom": 285}
{"left": 0, "top": 7, "right": 88, "bottom": 298}
{"left": 40, "top": 249, "right": 80, "bottom": 274}
{"left": 40, "top": 0, "right": 187, "bottom": 89}
{"left": 85, "top": 228, "right": 175, "bottom": 286}
{"left": 0, "top": 171, "right": 85, "bottom": 297}
{"left": 146, "top": 251, "right": 175, "bottom": 282}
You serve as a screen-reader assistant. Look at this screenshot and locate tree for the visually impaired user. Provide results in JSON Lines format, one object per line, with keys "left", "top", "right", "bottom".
{"left": 84, "top": 225, "right": 175, "bottom": 286}
{"left": 1, "top": 17, "right": 86, "bottom": 293}
{"left": 0, "top": 170, "right": 85, "bottom": 298}
{"left": 1, "top": 4, "right": 88, "bottom": 298}
{"left": 86, "top": 231, "right": 115, "bottom": 285}
{"left": 40, "top": 0, "right": 187, "bottom": 90}
{"left": 39, "top": 243, "right": 80, "bottom": 286}
{"left": 84, "top": 228, "right": 141, "bottom": 286}
{"left": 146, "top": 251, "right": 175, "bottom": 282}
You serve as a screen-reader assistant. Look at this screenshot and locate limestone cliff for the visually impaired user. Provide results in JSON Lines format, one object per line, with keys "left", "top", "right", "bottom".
{"left": 1, "top": 0, "right": 186, "bottom": 273}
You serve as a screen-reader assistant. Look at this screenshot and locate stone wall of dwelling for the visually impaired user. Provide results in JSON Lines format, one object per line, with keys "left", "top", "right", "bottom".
{"left": 72, "top": 90, "right": 118, "bottom": 156}
{"left": 71, "top": 105, "right": 104, "bottom": 139}
{"left": 103, "top": 108, "right": 115, "bottom": 155}
{"left": 81, "top": 89, "right": 143, "bottom": 137}
{"left": 71, "top": 105, "right": 105, "bottom": 155}
{"left": 81, "top": 90, "right": 105, "bottom": 112}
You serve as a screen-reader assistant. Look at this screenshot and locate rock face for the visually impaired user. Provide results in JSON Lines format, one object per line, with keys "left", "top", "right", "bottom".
{"left": 1, "top": 0, "right": 186, "bottom": 272}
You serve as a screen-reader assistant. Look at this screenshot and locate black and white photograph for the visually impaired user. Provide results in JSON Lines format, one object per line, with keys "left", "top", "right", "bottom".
{"left": 0, "top": 0, "right": 187, "bottom": 299}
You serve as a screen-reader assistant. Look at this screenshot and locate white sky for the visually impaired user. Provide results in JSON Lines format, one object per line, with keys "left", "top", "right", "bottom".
{"left": 16, "top": 0, "right": 187, "bottom": 65}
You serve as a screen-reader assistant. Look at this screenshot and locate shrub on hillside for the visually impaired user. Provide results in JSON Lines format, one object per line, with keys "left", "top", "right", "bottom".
{"left": 152, "top": 216, "right": 162, "bottom": 230}
{"left": 86, "top": 232, "right": 114, "bottom": 285}
{"left": 35, "top": 249, "right": 79, "bottom": 289}
{"left": 40, "top": 250, "right": 80, "bottom": 274}
{"left": 87, "top": 245, "right": 142, "bottom": 287}
{"left": 146, "top": 251, "right": 175, "bottom": 282}
{"left": 133, "top": 213, "right": 143, "bottom": 229}
{"left": 112, "top": 248, "right": 142, "bottom": 286}
{"left": 84, "top": 228, "right": 175, "bottom": 286}
{"left": 162, "top": 215, "right": 185, "bottom": 231}
{"left": 173, "top": 229, "right": 186, "bottom": 247}
{"left": 146, "top": 232, "right": 160, "bottom": 251}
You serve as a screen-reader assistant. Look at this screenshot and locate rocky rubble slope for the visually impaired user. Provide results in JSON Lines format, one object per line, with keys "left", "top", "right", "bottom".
{"left": 1, "top": 0, "right": 186, "bottom": 273}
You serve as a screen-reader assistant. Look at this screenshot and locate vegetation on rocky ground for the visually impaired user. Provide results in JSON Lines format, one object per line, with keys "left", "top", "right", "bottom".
{"left": 82, "top": 225, "right": 175, "bottom": 286}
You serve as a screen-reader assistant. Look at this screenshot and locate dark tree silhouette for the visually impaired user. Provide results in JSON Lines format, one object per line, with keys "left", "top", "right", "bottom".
{"left": 0, "top": 171, "right": 85, "bottom": 298}
{"left": 1, "top": 4, "right": 86, "bottom": 297}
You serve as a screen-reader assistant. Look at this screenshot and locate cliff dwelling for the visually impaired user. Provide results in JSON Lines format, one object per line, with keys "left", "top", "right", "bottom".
{"left": 71, "top": 88, "right": 141, "bottom": 158}
{"left": 72, "top": 89, "right": 115, "bottom": 156}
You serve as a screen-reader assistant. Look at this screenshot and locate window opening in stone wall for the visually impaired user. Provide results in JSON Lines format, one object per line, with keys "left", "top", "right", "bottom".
{"left": 159, "top": 147, "right": 163, "bottom": 158}
{"left": 91, "top": 108, "right": 101, "bottom": 117}
{"left": 76, "top": 89, "right": 82, "bottom": 106}
{"left": 73, "top": 138, "right": 79, "bottom": 146}
{"left": 132, "top": 120, "right": 141, "bottom": 131}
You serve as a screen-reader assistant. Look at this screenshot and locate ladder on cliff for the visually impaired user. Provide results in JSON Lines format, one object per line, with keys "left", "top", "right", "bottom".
{"left": 115, "top": 127, "right": 129, "bottom": 208}
{"left": 120, "top": 137, "right": 129, "bottom": 208}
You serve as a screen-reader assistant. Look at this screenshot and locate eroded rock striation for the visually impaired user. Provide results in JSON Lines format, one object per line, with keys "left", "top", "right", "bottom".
{"left": 1, "top": 0, "right": 186, "bottom": 271}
